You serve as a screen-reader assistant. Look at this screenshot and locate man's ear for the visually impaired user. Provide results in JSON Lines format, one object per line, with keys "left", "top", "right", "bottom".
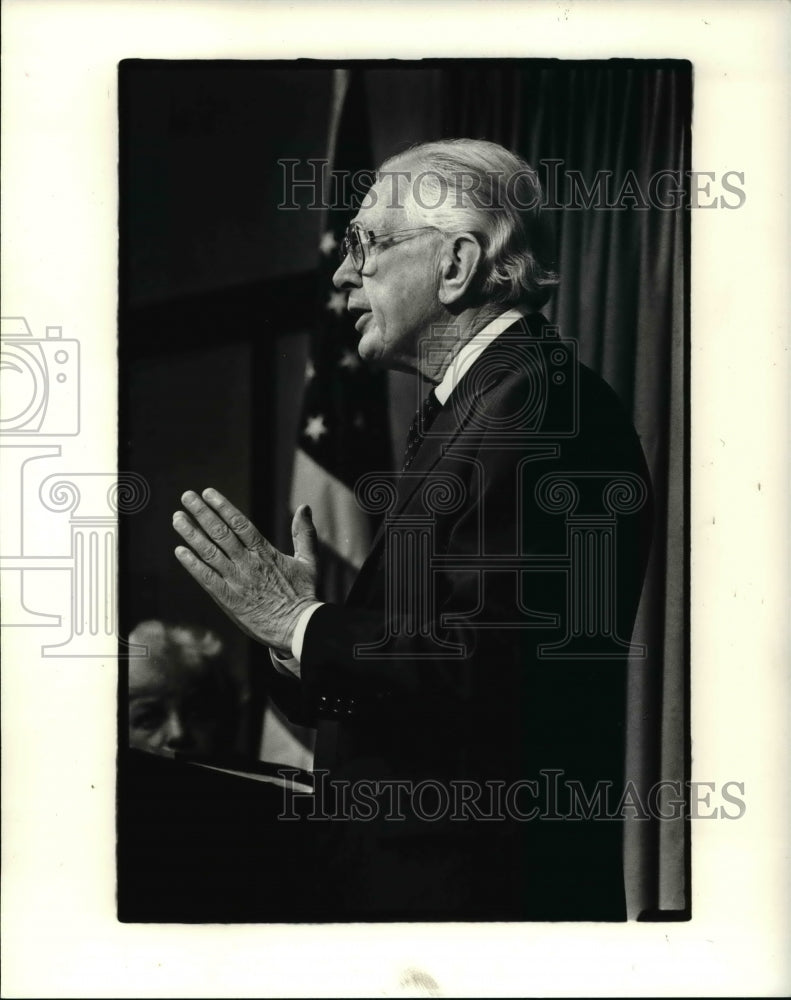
{"left": 437, "top": 233, "right": 484, "bottom": 306}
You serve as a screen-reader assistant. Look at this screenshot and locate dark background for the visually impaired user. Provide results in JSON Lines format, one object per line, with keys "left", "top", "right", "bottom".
{"left": 118, "top": 59, "right": 690, "bottom": 918}
{"left": 119, "top": 64, "right": 448, "bottom": 678}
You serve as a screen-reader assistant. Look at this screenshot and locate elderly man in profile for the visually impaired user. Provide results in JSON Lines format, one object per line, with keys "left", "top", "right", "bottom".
{"left": 172, "top": 139, "right": 653, "bottom": 921}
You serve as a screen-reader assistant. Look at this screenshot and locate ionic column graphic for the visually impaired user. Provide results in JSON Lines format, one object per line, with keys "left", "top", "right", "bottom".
{"left": 438, "top": 446, "right": 562, "bottom": 630}
{"left": 0, "top": 444, "right": 63, "bottom": 625}
{"left": 535, "top": 473, "right": 648, "bottom": 659}
{"left": 353, "top": 472, "right": 466, "bottom": 659}
{"left": 38, "top": 473, "right": 149, "bottom": 657}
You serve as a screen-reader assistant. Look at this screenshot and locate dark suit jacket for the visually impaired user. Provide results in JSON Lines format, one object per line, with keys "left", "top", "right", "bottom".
{"left": 276, "top": 312, "right": 653, "bottom": 922}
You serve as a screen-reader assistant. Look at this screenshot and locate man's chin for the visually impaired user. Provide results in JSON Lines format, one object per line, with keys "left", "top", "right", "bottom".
{"left": 357, "top": 333, "right": 385, "bottom": 371}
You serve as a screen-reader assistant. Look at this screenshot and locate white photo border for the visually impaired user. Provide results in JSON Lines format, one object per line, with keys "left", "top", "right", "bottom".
{"left": 2, "top": 1, "right": 789, "bottom": 996}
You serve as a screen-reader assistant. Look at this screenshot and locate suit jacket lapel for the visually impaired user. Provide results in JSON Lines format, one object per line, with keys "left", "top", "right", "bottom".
{"left": 346, "top": 314, "right": 548, "bottom": 607}
{"left": 385, "top": 313, "right": 547, "bottom": 521}
{"left": 344, "top": 400, "right": 473, "bottom": 607}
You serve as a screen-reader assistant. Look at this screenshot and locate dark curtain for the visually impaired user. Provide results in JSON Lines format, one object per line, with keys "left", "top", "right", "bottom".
{"left": 441, "top": 62, "right": 690, "bottom": 917}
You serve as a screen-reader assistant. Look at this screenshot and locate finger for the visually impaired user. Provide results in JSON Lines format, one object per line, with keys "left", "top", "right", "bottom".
{"left": 292, "top": 504, "right": 318, "bottom": 569}
{"left": 200, "top": 487, "right": 270, "bottom": 553}
{"left": 181, "top": 490, "right": 246, "bottom": 561}
{"left": 172, "top": 510, "right": 234, "bottom": 575}
{"left": 174, "top": 544, "right": 228, "bottom": 599}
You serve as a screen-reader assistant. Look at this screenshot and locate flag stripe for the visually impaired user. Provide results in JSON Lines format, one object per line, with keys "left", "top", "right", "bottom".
{"left": 290, "top": 447, "right": 369, "bottom": 569}
{"left": 325, "top": 69, "right": 350, "bottom": 184}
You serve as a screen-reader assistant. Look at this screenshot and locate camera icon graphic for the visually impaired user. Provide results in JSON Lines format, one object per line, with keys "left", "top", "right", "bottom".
{"left": 0, "top": 317, "right": 79, "bottom": 435}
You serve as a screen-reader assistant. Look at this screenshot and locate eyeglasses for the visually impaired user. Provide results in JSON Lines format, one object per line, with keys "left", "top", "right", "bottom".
{"left": 339, "top": 221, "right": 439, "bottom": 273}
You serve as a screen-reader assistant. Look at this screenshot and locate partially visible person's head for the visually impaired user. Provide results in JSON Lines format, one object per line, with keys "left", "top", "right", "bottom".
{"left": 127, "top": 621, "right": 239, "bottom": 757}
{"left": 381, "top": 139, "right": 558, "bottom": 310}
{"left": 332, "top": 138, "right": 558, "bottom": 377}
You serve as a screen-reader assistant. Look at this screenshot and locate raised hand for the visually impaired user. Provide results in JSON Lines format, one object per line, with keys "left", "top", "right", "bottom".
{"left": 172, "top": 488, "right": 318, "bottom": 652}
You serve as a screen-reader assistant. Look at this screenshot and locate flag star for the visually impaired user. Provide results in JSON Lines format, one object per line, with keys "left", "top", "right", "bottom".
{"left": 304, "top": 359, "right": 316, "bottom": 382}
{"left": 303, "top": 414, "right": 328, "bottom": 442}
{"left": 339, "top": 348, "right": 360, "bottom": 371}
{"left": 319, "top": 230, "right": 338, "bottom": 256}
{"left": 326, "top": 290, "right": 347, "bottom": 317}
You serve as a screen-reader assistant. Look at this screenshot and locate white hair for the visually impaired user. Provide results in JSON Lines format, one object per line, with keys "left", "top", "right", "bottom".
{"left": 379, "top": 139, "right": 559, "bottom": 309}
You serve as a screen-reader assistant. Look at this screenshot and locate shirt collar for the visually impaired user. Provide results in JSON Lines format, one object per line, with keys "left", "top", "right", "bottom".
{"left": 433, "top": 306, "right": 530, "bottom": 406}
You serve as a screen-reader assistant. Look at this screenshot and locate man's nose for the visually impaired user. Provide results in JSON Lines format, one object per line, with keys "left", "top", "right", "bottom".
{"left": 163, "top": 710, "right": 191, "bottom": 751}
{"left": 332, "top": 253, "right": 361, "bottom": 291}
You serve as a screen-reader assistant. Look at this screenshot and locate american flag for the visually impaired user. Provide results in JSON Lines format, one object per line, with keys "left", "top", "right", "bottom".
{"left": 289, "top": 69, "right": 392, "bottom": 602}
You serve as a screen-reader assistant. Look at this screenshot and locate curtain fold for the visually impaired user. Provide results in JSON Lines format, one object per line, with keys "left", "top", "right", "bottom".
{"left": 439, "top": 61, "right": 691, "bottom": 917}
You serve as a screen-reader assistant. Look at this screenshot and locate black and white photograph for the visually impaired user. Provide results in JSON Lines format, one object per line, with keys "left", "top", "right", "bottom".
{"left": 2, "top": 2, "right": 789, "bottom": 997}
{"left": 118, "top": 59, "right": 690, "bottom": 925}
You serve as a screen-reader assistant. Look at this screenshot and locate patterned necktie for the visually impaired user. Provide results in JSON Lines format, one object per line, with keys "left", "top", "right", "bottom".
{"left": 401, "top": 389, "right": 442, "bottom": 472}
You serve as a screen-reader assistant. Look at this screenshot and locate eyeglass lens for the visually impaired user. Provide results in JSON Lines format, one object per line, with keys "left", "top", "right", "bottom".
{"left": 341, "top": 226, "right": 364, "bottom": 271}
